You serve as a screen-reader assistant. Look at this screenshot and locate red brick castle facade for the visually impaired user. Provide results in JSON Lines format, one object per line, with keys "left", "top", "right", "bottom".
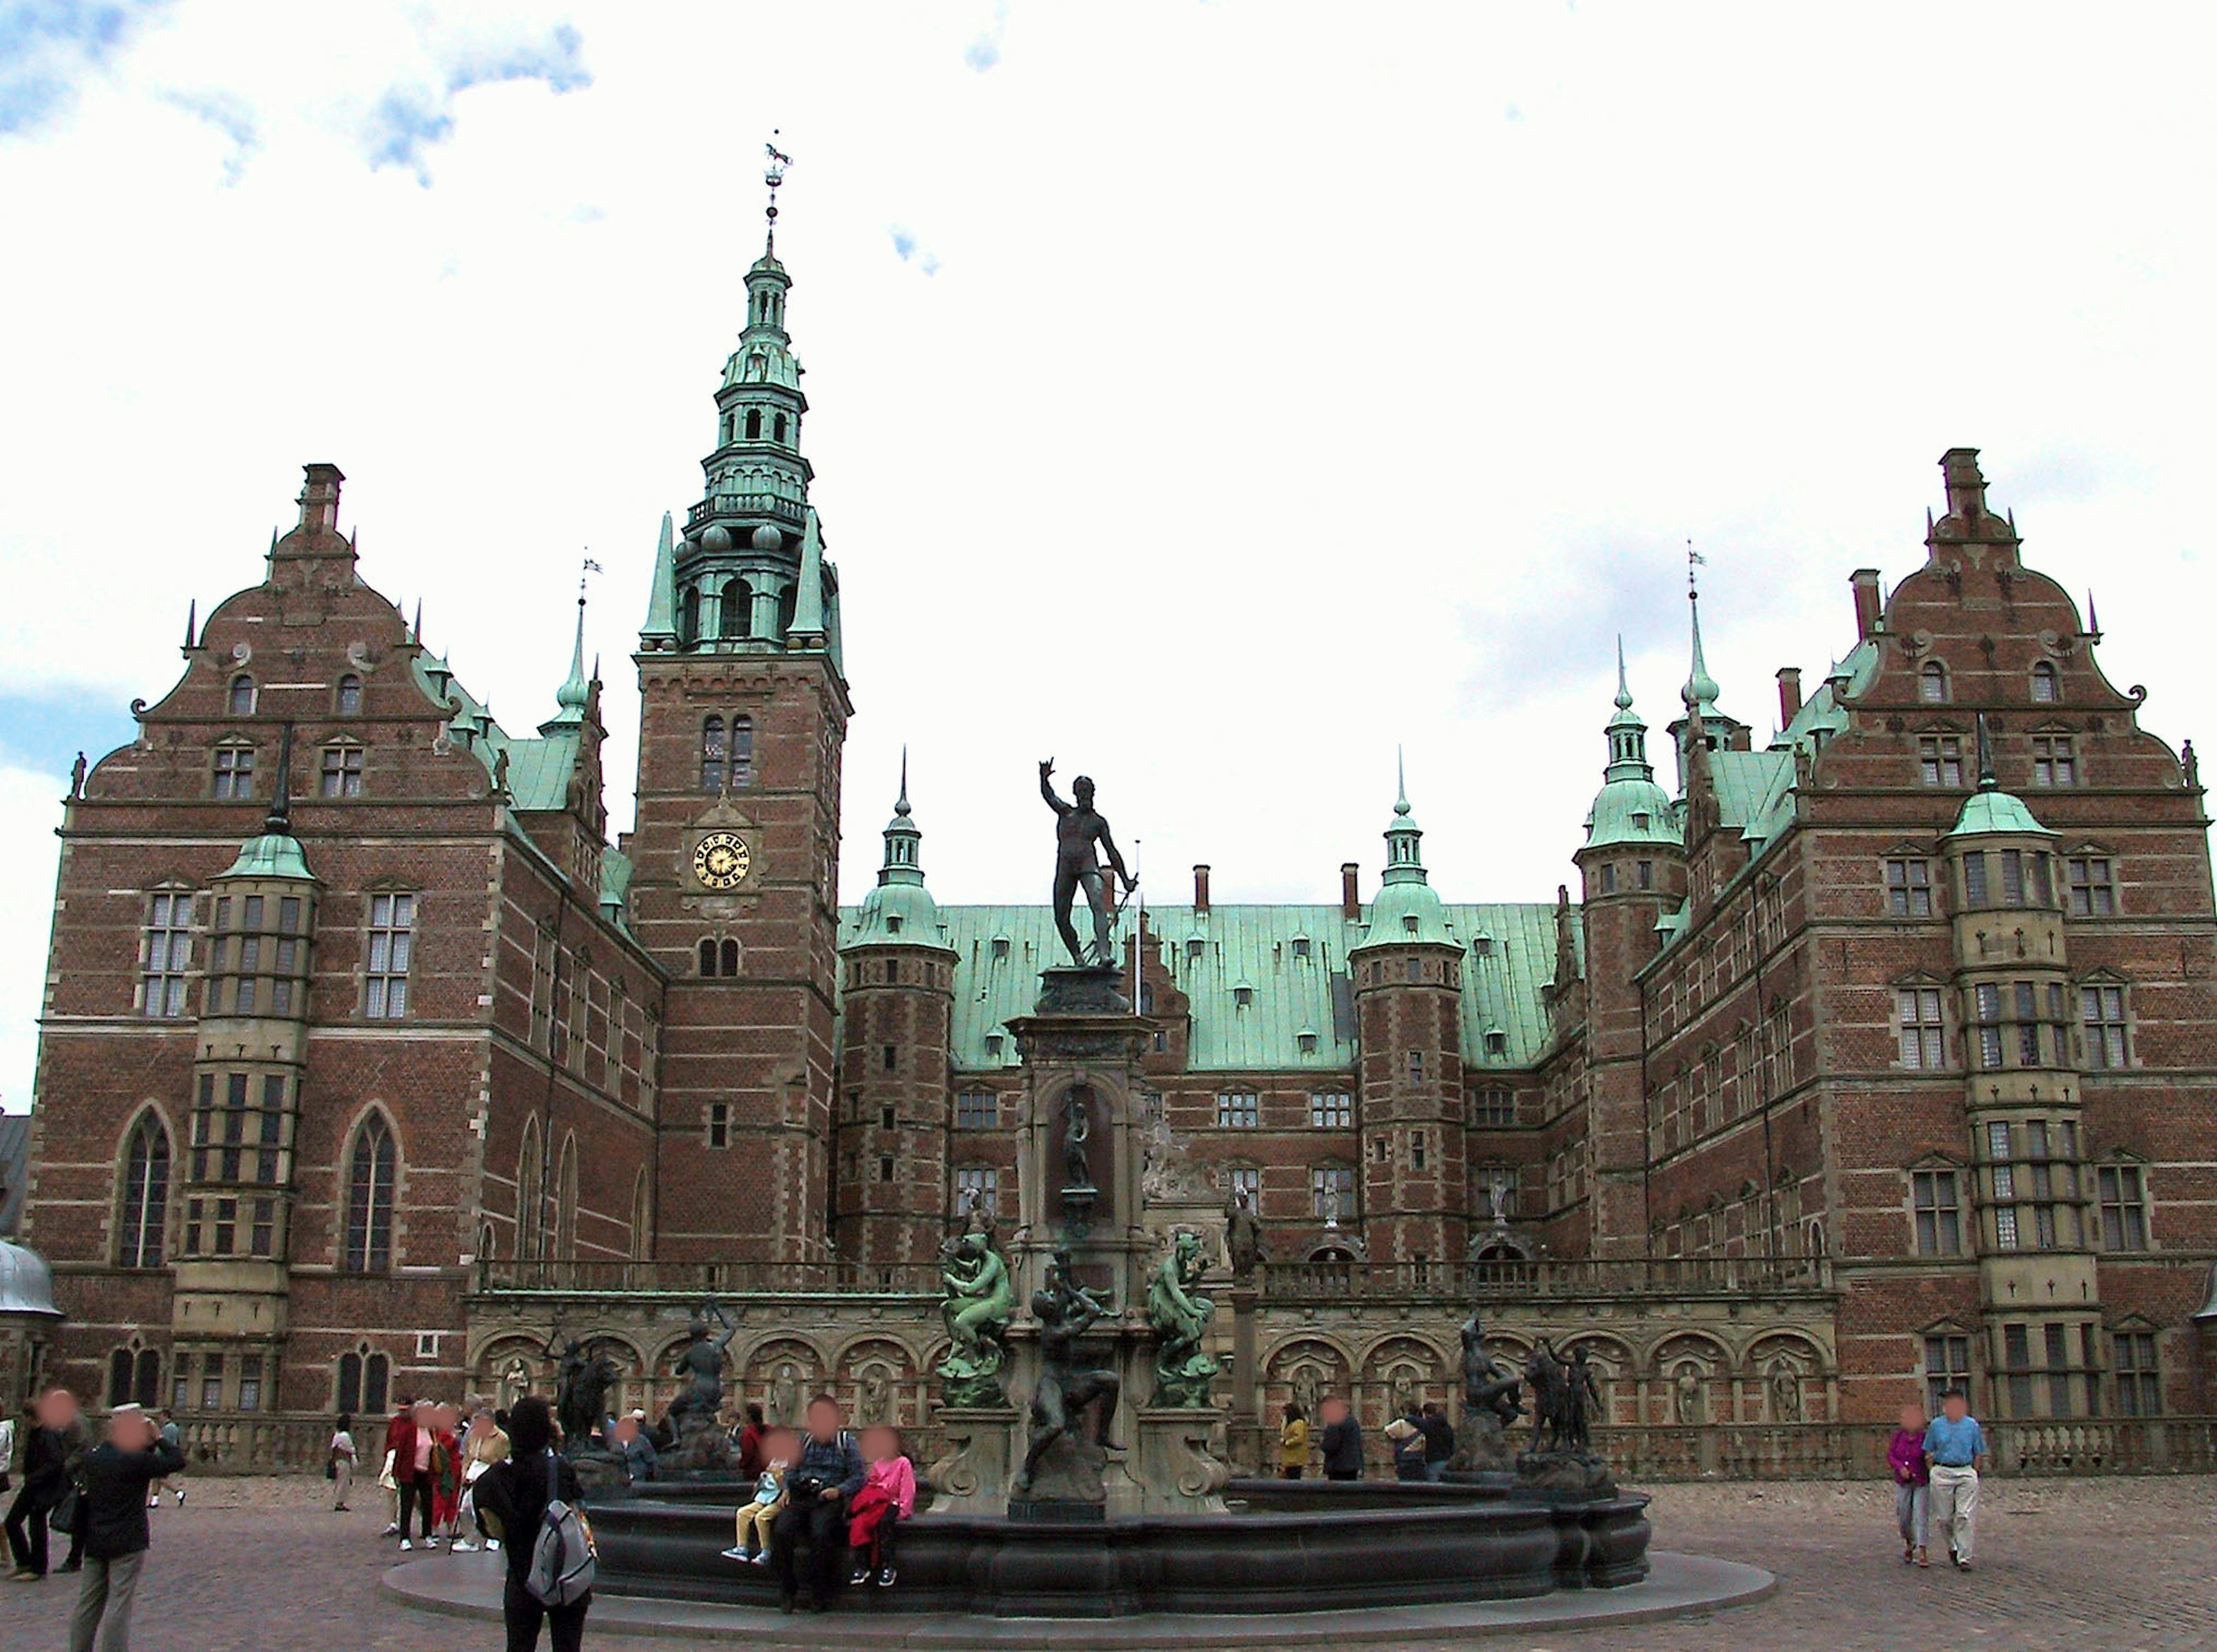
{"left": 16, "top": 221, "right": 2217, "bottom": 1470}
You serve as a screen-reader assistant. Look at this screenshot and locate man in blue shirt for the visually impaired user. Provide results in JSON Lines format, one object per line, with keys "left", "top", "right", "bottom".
{"left": 1922, "top": 1388, "right": 1988, "bottom": 1571}
{"left": 770, "top": 1395, "right": 865, "bottom": 1613}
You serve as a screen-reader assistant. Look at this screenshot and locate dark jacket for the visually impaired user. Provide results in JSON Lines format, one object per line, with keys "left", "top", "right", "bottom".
{"left": 619, "top": 1431, "right": 657, "bottom": 1484}
{"left": 80, "top": 1440, "right": 186, "bottom": 1561}
{"left": 1420, "top": 1412, "right": 1456, "bottom": 1464}
{"left": 475, "top": 1449, "right": 586, "bottom": 1591}
{"left": 787, "top": 1431, "right": 865, "bottom": 1501}
{"left": 734, "top": 1422, "right": 766, "bottom": 1481}
{"left": 21, "top": 1425, "right": 70, "bottom": 1502}
{"left": 1319, "top": 1417, "right": 1364, "bottom": 1475}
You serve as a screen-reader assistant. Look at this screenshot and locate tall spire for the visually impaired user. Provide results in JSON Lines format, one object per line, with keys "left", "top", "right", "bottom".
{"left": 787, "top": 507, "right": 827, "bottom": 647}
{"left": 550, "top": 569, "right": 592, "bottom": 726}
{"left": 1382, "top": 751, "right": 1426, "bottom": 881}
{"left": 763, "top": 132, "right": 790, "bottom": 260}
{"left": 266, "top": 722, "right": 294, "bottom": 834}
{"left": 880, "top": 750, "right": 924, "bottom": 884}
{"left": 1603, "top": 638, "right": 1652, "bottom": 782}
{"left": 641, "top": 512, "right": 677, "bottom": 647}
{"left": 1682, "top": 544, "right": 1720, "bottom": 717}
{"left": 1614, "top": 636, "right": 1633, "bottom": 710}
{"left": 1975, "top": 711, "right": 1998, "bottom": 792}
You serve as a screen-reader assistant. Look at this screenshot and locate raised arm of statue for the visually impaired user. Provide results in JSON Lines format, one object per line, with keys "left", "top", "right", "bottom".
{"left": 1039, "top": 758, "right": 1070, "bottom": 815}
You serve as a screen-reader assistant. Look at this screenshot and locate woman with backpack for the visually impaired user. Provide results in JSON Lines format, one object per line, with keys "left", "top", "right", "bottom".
{"left": 473, "top": 1395, "right": 591, "bottom": 1652}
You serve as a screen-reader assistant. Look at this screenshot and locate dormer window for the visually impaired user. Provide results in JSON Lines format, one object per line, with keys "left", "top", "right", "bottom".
{"left": 1292, "top": 937, "right": 1312, "bottom": 960}
{"left": 1484, "top": 1030, "right": 1508, "bottom": 1057}
{"left": 1402, "top": 914, "right": 1419, "bottom": 934}
{"left": 1920, "top": 662, "right": 1949, "bottom": 703}
{"left": 1186, "top": 937, "right": 1204, "bottom": 962}
{"left": 985, "top": 1033, "right": 1005, "bottom": 1060}
{"left": 1473, "top": 937, "right": 1492, "bottom": 959}
{"left": 1297, "top": 1028, "right": 1319, "bottom": 1054}
{"left": 991, "top": 937, "right": 1010, "bottom": 962}
{"left": 1234, "top": 983, "right": 1254, "bottom": 1008}
{"left": 2031, "top": 661, "right": 2058, "bottom": 703}
{"left": 886, "top": 914, "right": 903, "bottom": 934}
{"left": 336, "top": 675, "right": 363, "bottom": 715}
{"left": 228, "top": 674, "right": 256, "bottom": 715}
{"left": 1632, "top": 811, "right": 1650, "bottom": 830}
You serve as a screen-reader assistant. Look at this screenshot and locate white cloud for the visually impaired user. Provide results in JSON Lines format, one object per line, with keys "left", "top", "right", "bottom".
{"left": 2, "top": 1, "right": 2216, "bottom": 1114}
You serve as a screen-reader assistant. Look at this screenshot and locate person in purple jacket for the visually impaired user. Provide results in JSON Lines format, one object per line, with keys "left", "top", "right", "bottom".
{"left": 1887, "top": 1400, "right": 1931, "bottom": 1567}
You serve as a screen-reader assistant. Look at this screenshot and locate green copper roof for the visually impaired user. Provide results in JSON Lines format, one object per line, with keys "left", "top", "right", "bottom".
{"left": 836, "top": 901, "right": 1573, "bottom": 1073}
{"left": 1352, "top": 763, "right": 1457, "bottom": 950}
{"left": 641, "top": 512, "right": 678, "bottom": 644}
{"left": 1947, "top": 786, "right": 2052, "bottom": 838}
{"left": 599, "top": 846, "right": 633, "bottom": 920}
{"left": 845, "top": 762, "right": 950, "bottom": 948}
{"left": 220, "top": 830, "right": 316, "bottom": 882}
{"left": 1585, "top": 778, "right": 1681, "bottom": 848}
{"left": 788, "top": 508, "right": 827, "bottom": 645}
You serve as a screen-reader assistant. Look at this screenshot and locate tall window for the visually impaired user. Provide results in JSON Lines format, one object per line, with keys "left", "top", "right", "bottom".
{"left": 705, "top": 1103, "right": 730, "bottom": 1149}
{"left": 2030, "top": 662, "right": 2058, "bottom": 703}
{"left": 343, "top": 1114, "right": 397, "bottom": 1271}
{"left": 1470, "top": 1088, "right": 1516, "bottom": 1127}
{"left": 2098, "top": 1164, "right": 2149, "bottom": 1250}
{"left": 1919, "top": 734, "right": 1964, "bottom": 787}
{"left": 1971, "top": 984, "right": 2003, "bottom": 1069}
{"left": 1309, "top": 1091, "right": 1352, "bottom": 1128}
{"left": 142, "top": 891, "right": 193, "bottom": 1016}
{"left": 337, "top": 674, "right": 363, "bottom": 714}
{"left": 319, "top": 741, "right": 364, "bottom": 797}
{"left": 552, "top": 1136, "right": 577, "bottom": 1259}
{"left": 212, "top": 742, "right": 255, "bottom": 799}
{"left": 1912, "top": 1169, "right": 1962, "bottom": 1255}
{"left": 2032, "top": 735, "right": 2077, "bottom": 787}
{"left": 721, "top": 579, "right": 752, "bottom": 639}
{"left": 1898, "top": 988, "right": 1946, "bottom": 1068}
{"left": 2067, "top": 856, "right": 2115, "bottom": 916}
{"left": 2115, "top": 1332, "right": 2161, "bottom": 1416}
{"left": 729, "top": 715, "right": 754, "bottom": 788}
{"left": 1988, "top": 1120, "right": 2018, "bottom": 1248}
{"left": 1311, "top": 1164, "right": 1355, "bottom": 1218}
{"left": 701, "top": 716, "right": 727, "bottom": 790}
{"left": 1925, "top": 1333, "right": 1972, "bottom": 1413}
{"left": 336, "top": 1347, "right": 392, "bottom": 1415}
{"left": 953, "top": 1166, "right": 999, "bottom": 1215}
{"left": 516, "top": 1121, "right": 544, "bottom": 1257}
{"left": 1919, "top": 662, "right": 1949, "bottom": 703}
{"left": 1226, "top": 1165, "right": 1261, "bottom": 1205}
{"left": 118, "top": 1113, "right": 171, "bottom": 1267}
{"left": 107, "top": 1348, "right": 160, "bottom": 1410}
{"left": 227, "top": 674, "right": 256, "bottom": 715}
{"left": 954, "top": 1091, "right": 997, "bottom": 1130}
{"left": 2082, "top": 985, "right": 2130, "bottom": 1068}
{"left": 1886, "top": 858, "right": 1933, "bottom": 917}
{"left": 1215, "top": 1091, "right": 1259, "bottom": 1128}
{"left": 363, "top": 893, "right": 414, "bottom": 1018}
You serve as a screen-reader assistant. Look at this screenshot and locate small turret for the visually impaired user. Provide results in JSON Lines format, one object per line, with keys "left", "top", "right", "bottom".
{"left": 848, "top": 752, "right": 949, "bottom": 947}
{"left": 1352, "top": 754, "right": 1456, "bottom": 950}
{"left": 1585, "top": 641, "right": 1680, "bottom": 855}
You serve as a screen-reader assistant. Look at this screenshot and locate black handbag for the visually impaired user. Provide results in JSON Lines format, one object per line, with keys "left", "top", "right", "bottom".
{"left": 49, "top": 1482, "right": 82, "bottom": 1537}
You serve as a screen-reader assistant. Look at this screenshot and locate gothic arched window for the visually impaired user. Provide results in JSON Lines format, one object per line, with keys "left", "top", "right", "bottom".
{"left": 773, "top": 413, "right": 788, "bottom": 444}
{"left": 680, "top": 586, "right": 700, "bottom": 645}
{"left": 729, "top": 715, "right": 755, "bottom": 789}
{"left": 1919, "top": 662, "right": 1949, "bottom": 703}
{"left": 721, "top": 579, "right": 752, "bottom": 638}
{"left": 336, "top": 674, "right": 363, "bottom": 715}
{"left": 552, "top": 1134, "right": 578, "bottom": 1259}
{"left": 228, "top": 674, "right": 256, "bottom": 715}
{"left": 342, "top": 1113, "right": 398, "bottom": 1272}
{"left": 699, "top": 938, "right": 718, "bottom": 976}
{"left": 720, "top": 938, "right": 739, "bottom": 975}
{"left": 118, "top": 1111, "right": 171, "bottom": 1267}
{"left": 701, "top": 716, "right": 727, "bottom": 791}
{"left": 517, "top": 1118, "right": 543, "bottom": 1261}
{"left": 2031, "top": 661, "right": 2058, "bottom": 703}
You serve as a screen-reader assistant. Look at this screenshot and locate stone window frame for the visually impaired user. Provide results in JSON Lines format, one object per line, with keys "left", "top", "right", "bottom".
{"left": 360, "top": 886, "right": 417, "bottom": 1020}
{"left": 114, "top": 1105, "right": 175, "bottom": 1269}
{"left": 2110, "top": 1319, "right": 2163, "bottom": 1416}
{"left": 953, "top": 1090, "right": 998, "bottom": 1131}
{"left": 1215, "top": 1091, "right": 1260, "bottom": 1129}
{"left": 1308, "top": 1090, "right": 1352, "bottom": 1129}
{"left": 1906, "top": 1157, "right": 1965, "bottom": 1256}
{"left": 318, "top": 737, "right": 365, "bottom": 798}
{"left": 1920, "top": 1321, "right": 1977, "bottom": 1413}
{"left": 952, "top": 1164, "right": 999, "bottom": 1217}
{"left": 1308, "top": 1162, "right": 1355, "bottom": 1218}
{"left": 211, "top": 738, "right": 256, "bottom": 800}
{"left": 339, "top": 1106, "right": 402, "bottom": 1273}
{"left": 1895, "top": 976, "right": 1950, "bottom": 1068}
{"left": 1883, "top": 851, "right": 1935, "bottom": 918}
{"left": 2078, "top": 971, "right": 2134, "bottom": 1069}
{"left": 1918, "top": 660, "right": 1950, "bottom": 703}
{"left": 2029, "top": 660, "right": 2059, "bottom": 703}
{"left": 2030, "top": 729, "right": 2079, "bottom": 788}
{"left": 140, "top": 885, "right": 197, "bottom": 1017}
{"left": 2095, "top": 1154, "right": 2152, "bottom": 1251}
{"left": 2064, "top": 846, "right": 2118, "bottom": 917}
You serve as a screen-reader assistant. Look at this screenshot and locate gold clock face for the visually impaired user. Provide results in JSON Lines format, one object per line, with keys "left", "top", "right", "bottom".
{"left": 692, "top": 831, "right": 752, "bottom": 890}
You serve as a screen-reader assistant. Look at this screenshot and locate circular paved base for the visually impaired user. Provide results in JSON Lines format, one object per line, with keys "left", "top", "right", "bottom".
{"left": 380, "top": 1550, "right": 1774, "bottom": 1646}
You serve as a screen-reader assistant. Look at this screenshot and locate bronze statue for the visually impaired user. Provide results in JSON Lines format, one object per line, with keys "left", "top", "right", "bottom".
{"left": 663, "top": 1299, "right": 737, "bottom": 1442}
{"left": 1223, "top": 1187, "right": 1263, "bottom": 1280}
{"left": 1524, "top": 1339, "right": 1602, "bottom": 1457}
{"left": 1039, "top": 759, "right": 1136, "bottom": 968}
{"left": 548, "top": 1332, "right": 618, "bottom": 1456}
{"left": 1014, "top": 1251, "right": 1122, "bottom": 1494}
{"left": 1146, "top": 1229, "right": 1220, "bottom": 1407}
{"left": 1062, "top": 1087, "right": 1094, "bottom": 1189}
{"left": 935, "top": 1202, "right": 1016, "bottom": 1408}
{"left": 1460, "top": 1304, "right": 1524, "bottom": 1430}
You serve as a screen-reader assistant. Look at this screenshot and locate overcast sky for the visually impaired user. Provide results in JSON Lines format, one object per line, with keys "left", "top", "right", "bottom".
{"left": 3, "top": 2, "right": 2214, "bottom": 1112}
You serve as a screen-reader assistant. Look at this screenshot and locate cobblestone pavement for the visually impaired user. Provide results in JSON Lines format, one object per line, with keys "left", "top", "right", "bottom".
{"left": 0, "top": 1473, "right": 2209, "bottom": 1651}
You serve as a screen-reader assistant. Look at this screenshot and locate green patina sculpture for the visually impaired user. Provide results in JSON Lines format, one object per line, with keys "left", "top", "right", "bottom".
{"left": 1147, "top": 1229, "right": 1221, "bottom": 1407}
{"left": 934, "top": 1205, "right": 1015, "bottom": 1408}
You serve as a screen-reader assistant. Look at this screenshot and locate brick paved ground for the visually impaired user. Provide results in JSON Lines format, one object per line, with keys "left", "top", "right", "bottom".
{"left": 0, "top": 1473, "right": 2209, "bottom": 1651}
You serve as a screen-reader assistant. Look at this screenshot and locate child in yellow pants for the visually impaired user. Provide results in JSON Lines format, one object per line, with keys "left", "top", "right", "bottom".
{"left": 723, "top": 1448, "right": 790, "bottom": 1564}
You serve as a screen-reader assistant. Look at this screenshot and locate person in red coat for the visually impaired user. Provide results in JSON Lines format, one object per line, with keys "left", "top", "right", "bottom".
{"left": 379, "top": 1399, "right": 415, "bottom": 1537}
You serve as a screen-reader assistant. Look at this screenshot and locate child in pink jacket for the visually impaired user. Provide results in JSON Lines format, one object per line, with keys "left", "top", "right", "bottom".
{"left": 845, "top": 1425, "right": 916, "bottom": 1588}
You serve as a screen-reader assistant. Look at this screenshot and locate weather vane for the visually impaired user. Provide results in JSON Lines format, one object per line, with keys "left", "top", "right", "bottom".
{"left": 764, "top": 130, "right": 792, "bottom": 249}
{"left": 580, "top": 552, "right": 602, "bottom": 606}
{"left": 1686, "top": 538, "right": 1705, "bottom": 603}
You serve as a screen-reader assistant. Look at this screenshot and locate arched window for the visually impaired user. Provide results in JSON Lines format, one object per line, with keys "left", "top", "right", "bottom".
{"left": 701, "top": 716, "right": 727, "bottom": 791}
{"left": 745, "top": 409, "right": 763, "bottom": 439}
{"left": 1919, "top": 662, "right": 1949, "bottom": 703}
{"left": 730, "top": 714, "right": 754, "bottom": 789}
{"left": 135, "top": 1348, "right": 161, "bottom": 1408}
{"left": 336, "top": 674, "right": 363, "bottom": 715}
{"left": 228, "top": 674, "right": 256, "bottom": 715}
{"left": 342, "top": 1113, "right": 398, "bottom": 1271}
{"left": 699, "top": 938, "right": 718, "bottom": 976}
{"left": 517, "top": 1118, "right": 544, "bottom": 1261}
{"left": 118, "top": 1112, "right": 171, "bottom": 1267}
{"left": 335, "top": 1344, "right": 391, "bottom": 1414}
{"left": 2031, "top": 661, "right": 2058, "bottom": 703}
{"left": 553, "top": 1134, "right": 578, "bottom": 1259}
{"left": 721, "top": 579, "right": 751, "bottom": 638}
{"left": 773, "top": 413, "right": 788, "bottom": 444}
{"left": 680, "top": 586, "right": 701, "bottom": 645}
{"left": 108, "top": 1348, "right": 135, "bottom": 1408}
{"left": 720, "top": 938, "right": 739, "bottom": 975}
{"left": 632, "top": 1166, "right": 652, "bottom": 1261}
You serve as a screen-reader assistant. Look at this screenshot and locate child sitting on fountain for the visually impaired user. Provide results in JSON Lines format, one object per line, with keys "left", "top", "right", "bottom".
{"left": 723, "top": 1429, "right": 796, "bottom": 1564}
{"left": 845, "top": 1426, "right": 916, "bottom": 1589}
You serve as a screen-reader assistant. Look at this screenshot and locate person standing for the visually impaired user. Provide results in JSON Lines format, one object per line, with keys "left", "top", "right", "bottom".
{"left": 453, "top": 1408, "right": 511, "bottom": 1552}
{"left": 329, "top": 1415, "right": 358, "bottom": 1513}
{"left": 397, "top": 1401, "right": 439, "bottom": 1550}
{"left": 145, "top": 1411, "right": 184, "bottom": 1510}
{"left": 66, "top": 1403, "right": 185, "bottom": 1652}
{"left": 1923, "top": 1387, "right": 1988, "bottom": 1572}
{"left": 1418, "top": 1403, "right": 1455, "bottom": 1483}
{"left": 473, "top": 1396, "right": 590, "bottom": 1652}
{"left": 1385, "top": 1410, "right": 1427, "bottom": 1482}
{"left": 1277, "top": 1403, "right": 1310, "bottom": 1481}
{"left": 770, "top": 1394, "right": 864, "bottom": 1614}
{"left": 611, "top": 1416, "right": 656, "bottom": 1486}
{"left": 1887, "top": 1400, "right": 1931, "bottom": 1567}
{"left": 5, "top": 1388, "right": 76, "bottom": 1581}
{"left": 733, "top": 1403, "right": 768, "bottom": 1481}
{"left": 379, "top": 1398, "right": 415, "bottom": 1537}
{"left": 1317, "top": 1395, "right": 1364, "bottom": 1482}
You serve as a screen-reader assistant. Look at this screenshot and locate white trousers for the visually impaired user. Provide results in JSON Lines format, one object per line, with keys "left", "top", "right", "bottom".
{"left": 1928, "top": 1463, "right": 1979, "bottom": 1562}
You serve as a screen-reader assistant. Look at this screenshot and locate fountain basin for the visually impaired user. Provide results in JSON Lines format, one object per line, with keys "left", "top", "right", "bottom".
{"left": 584, "top": 1478, "right": 1648, "bottom": 1617}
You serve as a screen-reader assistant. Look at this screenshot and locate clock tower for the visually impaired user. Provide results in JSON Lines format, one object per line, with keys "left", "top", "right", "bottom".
{"left": 625, "top": 147, "right": 849, "bottom": 1263}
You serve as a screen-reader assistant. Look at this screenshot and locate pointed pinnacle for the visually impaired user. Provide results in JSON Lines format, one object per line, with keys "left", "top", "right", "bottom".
{"left": 1975, "top": 711, "right": 1998, "bottom": 792}
{"left": 411, "top": 599, "right": 423, "bottom": 646}
{"left": 184, "top": 599, "right": 197, "bottom": 651}
{"left": 896, "top": 745, "right": 911, "bottom": 815}
{"left": 1615, "top": 635, "right": 1633, "bottom": 709}
{"left": 1394, "top": 746, "right": 1410, "bottom": 816}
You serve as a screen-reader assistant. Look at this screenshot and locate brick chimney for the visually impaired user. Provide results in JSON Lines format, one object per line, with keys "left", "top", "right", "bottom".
{"left": 1940, "top": 446, "right": 1987, "bottom": 521}
{"left": 1341, "top": 862, "right": 1361, "bottom": 921}
{"left": 298, "top": 463, "right": 344, "bottom": 534}
{"left": 1776, "top": 666, "right": 1802, "bottom": 726}
{"left": 1192, "top": 864, "right": 1211, "bottom": 915}
{"left": 1850, "top": 568, "right": 1882, "bottom": 639}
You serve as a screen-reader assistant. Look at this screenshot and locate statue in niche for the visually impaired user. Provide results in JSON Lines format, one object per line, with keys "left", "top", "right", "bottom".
{"left": 1062, "top": 1087, "right": 1095, "bottom": 1189}
{"left": 1147, "top": 1229, "right": 1221, "bottom": 1408}
{"left": 771, "top": 1363, "right": 801, "bottom": 1427}
{"left": 859, "top": 1367, "right": 892, "bottom": 1426}
{"left": 1292, "top": 1366, "right": 1323, "bottom": 1422}
{"left": 1673, "top": 1363, "right": 1704, "bottom": 1426}
{"left": 934, "top": 1202, "right": 1016, "bottom": 1408}
{"left": 1014, "top": 1252, "right": 1122, "bottom": 1497}
{"left": 1769, "top": 1360, "right": 1801, "bottom": 1422}
{"left": 1039, "top": 759, "right": 1136, "bottom": 967}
